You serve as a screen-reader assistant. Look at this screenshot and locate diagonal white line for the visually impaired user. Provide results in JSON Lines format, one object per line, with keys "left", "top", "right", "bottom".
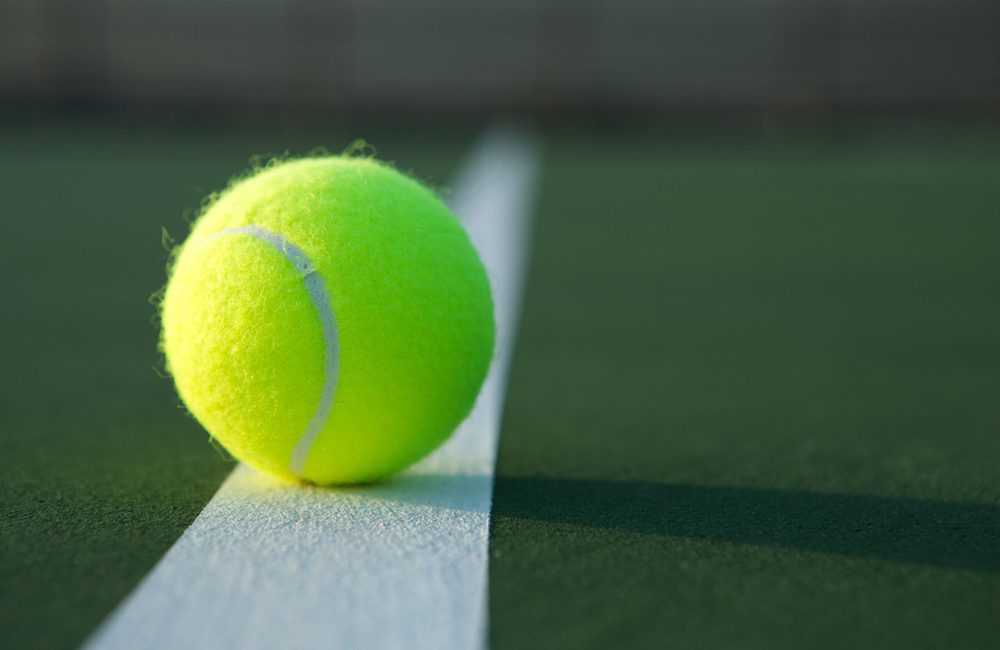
{"left": 84, "top": 124, "right": 542, "bottom": 650}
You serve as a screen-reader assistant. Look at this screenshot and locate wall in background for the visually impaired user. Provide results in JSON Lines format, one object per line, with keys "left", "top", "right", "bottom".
{"left": 2, "top": 0, "right": 998, "bottom": 113}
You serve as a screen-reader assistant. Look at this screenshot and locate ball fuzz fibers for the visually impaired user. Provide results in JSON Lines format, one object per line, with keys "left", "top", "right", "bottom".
{"left": 161, "top": 156, "right": 494, "bottom": 485}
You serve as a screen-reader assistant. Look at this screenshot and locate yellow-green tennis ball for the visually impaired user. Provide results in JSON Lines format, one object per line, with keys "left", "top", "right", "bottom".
{"left": 161, "top": 156, "right": 494, "bottom": 485}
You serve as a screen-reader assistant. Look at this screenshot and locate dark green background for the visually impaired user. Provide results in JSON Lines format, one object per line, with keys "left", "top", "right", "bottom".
{"left": 2, "top": 121, "right": 999, "bottom": 649}
{"left": 492, "top": 126, "right": 1000, "bottom": 649}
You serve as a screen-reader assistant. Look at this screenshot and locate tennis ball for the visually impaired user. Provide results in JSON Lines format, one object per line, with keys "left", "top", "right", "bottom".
{"left": 161, "top": 156, "right": 494, "bottom": 485}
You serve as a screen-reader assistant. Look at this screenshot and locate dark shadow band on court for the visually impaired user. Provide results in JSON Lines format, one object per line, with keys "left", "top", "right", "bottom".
{"left": 488, "top": 476, "right": 1000, "bottom": 573}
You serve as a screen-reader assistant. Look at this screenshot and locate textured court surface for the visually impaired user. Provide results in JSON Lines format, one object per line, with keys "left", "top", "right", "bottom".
{"left": 2, "top": 121, "right": 1000, "bottom": 649}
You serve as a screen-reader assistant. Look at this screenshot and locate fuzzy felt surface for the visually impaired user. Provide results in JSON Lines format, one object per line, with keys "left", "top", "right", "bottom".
{"left": 162, "top": 157, "right": 495, "bottom": 484}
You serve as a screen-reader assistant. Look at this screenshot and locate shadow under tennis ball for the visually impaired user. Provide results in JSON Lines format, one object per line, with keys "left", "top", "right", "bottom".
{"left": 228, "top": 466, "right": 496, "bottom": 516}
{"left": 225, "top": 468, "right": 1000, "bottom": 572}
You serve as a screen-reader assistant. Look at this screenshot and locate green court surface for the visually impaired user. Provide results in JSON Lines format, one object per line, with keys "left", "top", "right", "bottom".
{"left": 3, "top": 121, "right": 1000, "bottom": 649}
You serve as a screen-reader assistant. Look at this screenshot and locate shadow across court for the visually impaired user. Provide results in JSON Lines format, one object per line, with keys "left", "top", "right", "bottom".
{"left": 490, "top": 476, "right": 1000, "bottom": 572}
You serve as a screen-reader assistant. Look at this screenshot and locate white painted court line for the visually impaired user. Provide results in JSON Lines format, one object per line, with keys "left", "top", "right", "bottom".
{"left": 85, "top": 125, "right": 541, "bottom": 650}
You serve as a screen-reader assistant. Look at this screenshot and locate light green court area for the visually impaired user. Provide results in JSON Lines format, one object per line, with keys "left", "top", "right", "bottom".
{"left": 2, "top": 121, "right": 1000, "bottom": 649}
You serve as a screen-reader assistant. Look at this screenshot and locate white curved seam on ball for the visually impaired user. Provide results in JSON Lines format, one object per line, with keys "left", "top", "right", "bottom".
{"left": 207, "top": 225, "right": 339, "bottom": 478}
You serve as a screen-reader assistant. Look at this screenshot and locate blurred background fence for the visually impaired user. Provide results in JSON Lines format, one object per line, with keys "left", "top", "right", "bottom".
{"left": 2, "top": 0, "right": 999, "bottom": 115}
